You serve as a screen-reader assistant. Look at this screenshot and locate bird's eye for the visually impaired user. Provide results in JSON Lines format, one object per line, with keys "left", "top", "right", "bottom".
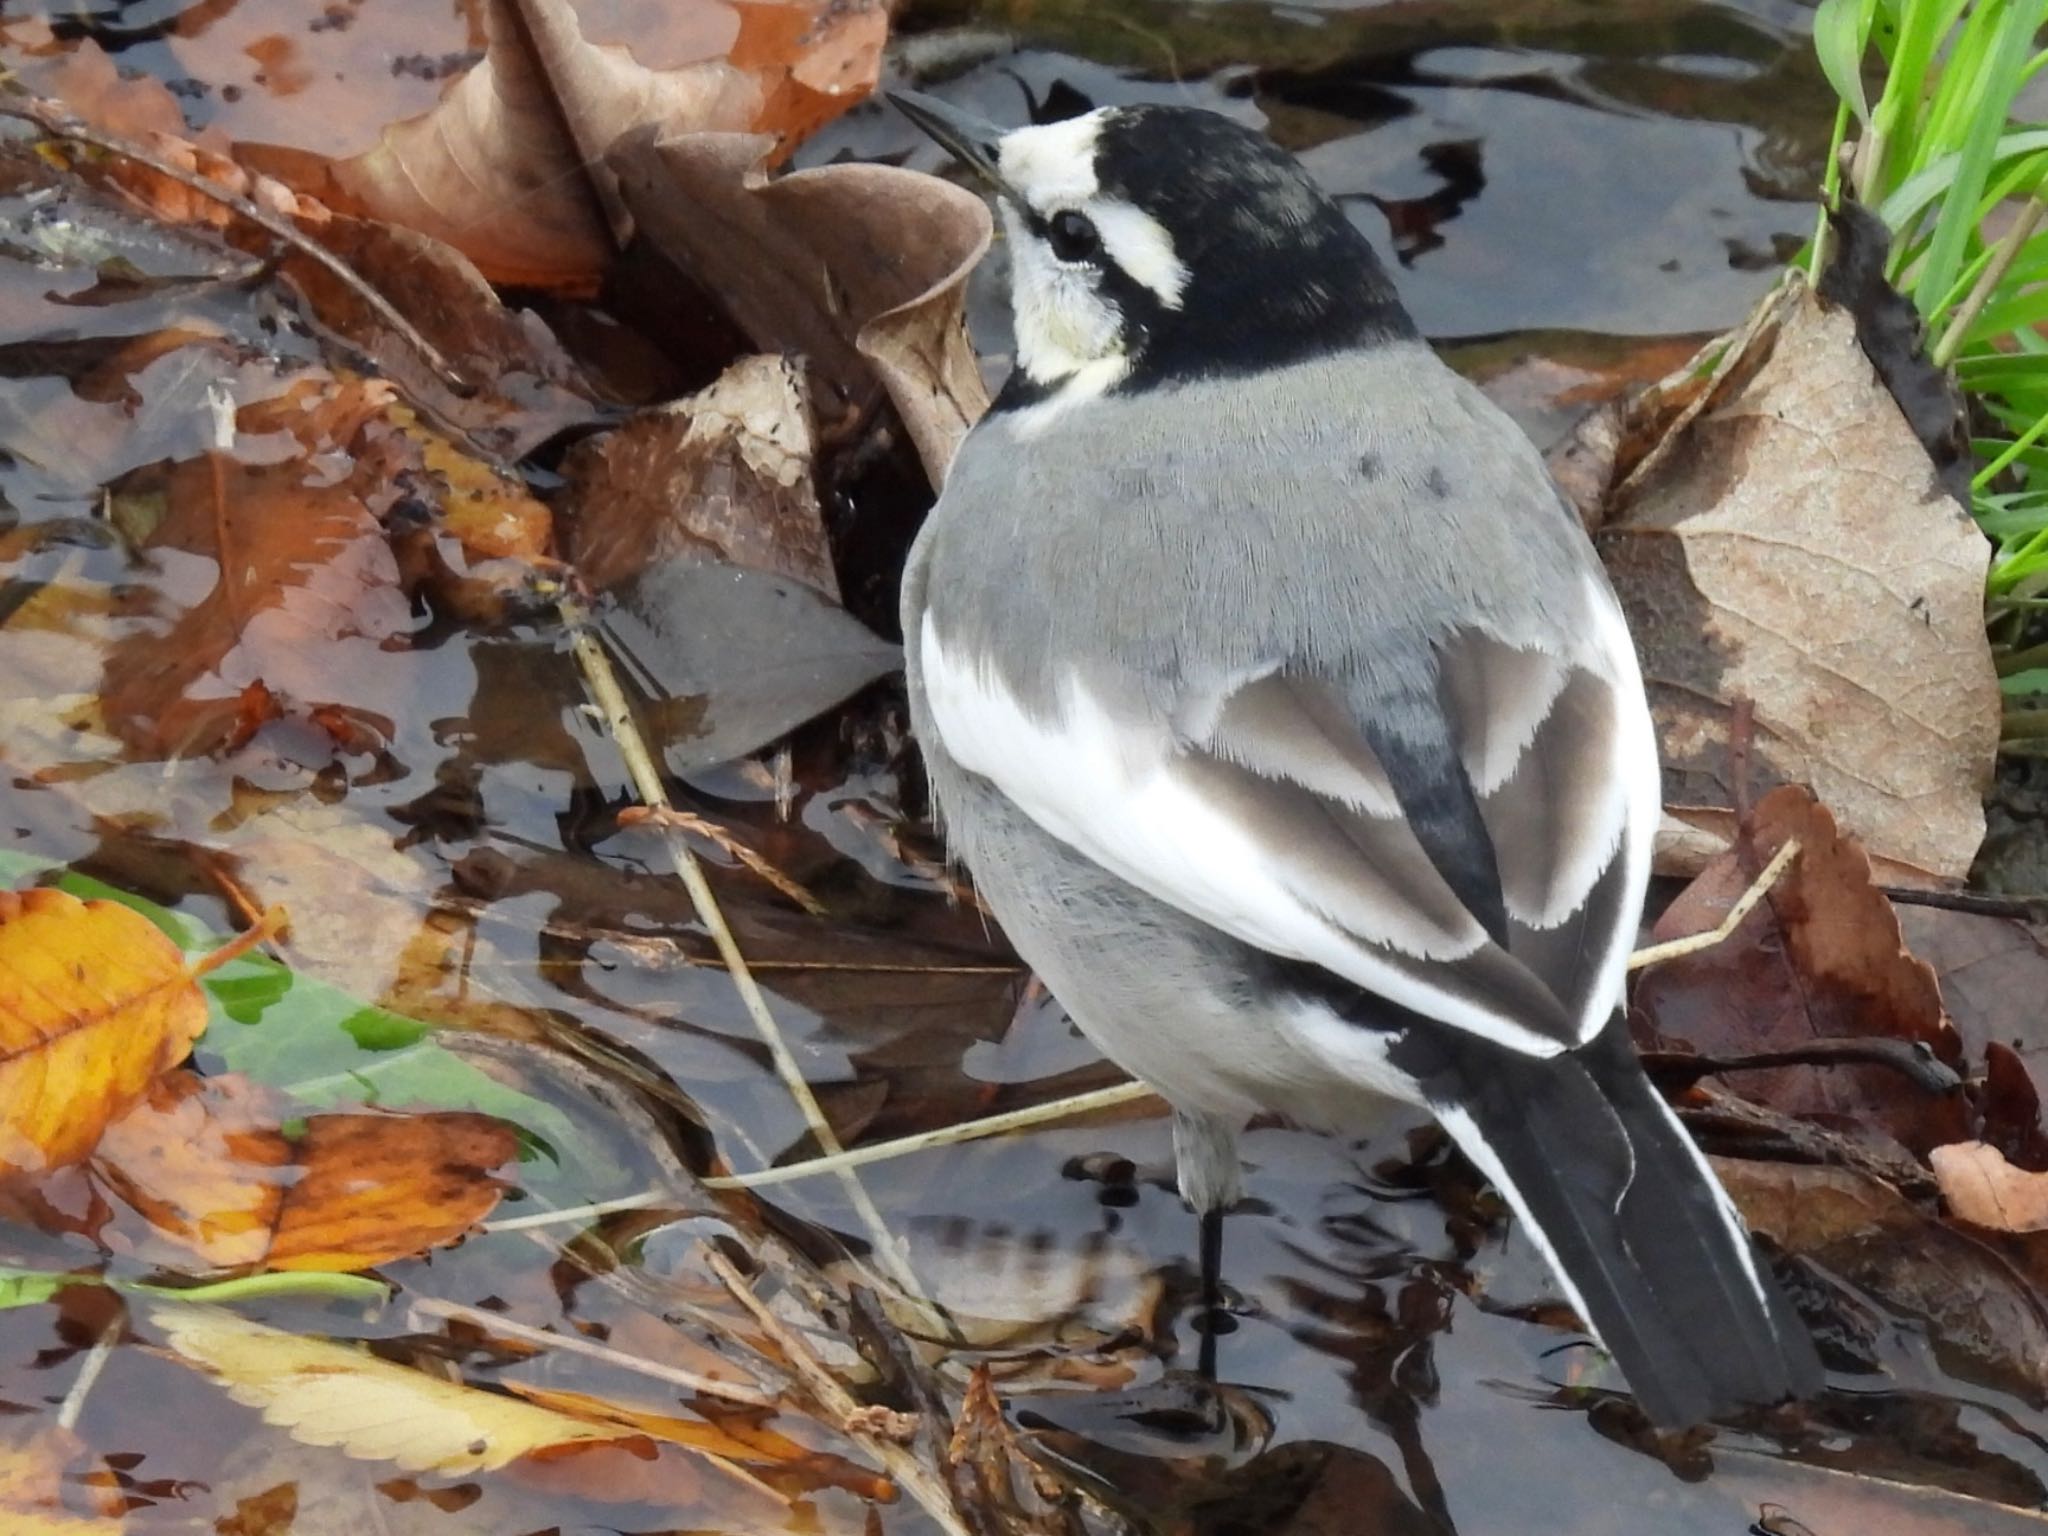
{"left": 1047, "top": 209, "right": 1101, "bottom": 262}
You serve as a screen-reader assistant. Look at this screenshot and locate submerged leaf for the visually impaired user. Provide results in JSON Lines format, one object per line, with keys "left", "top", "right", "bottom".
{"left": 91, "top": 1072, "right": 515, "bottom": 1272}
{"left": 598, "top": 558, "right": 899, "bottom": 769}
{"left": 156, "top": 1307, "right": 636, "bottom": 1473}
{"left": 0, "top": 888, "right": 208, "bottom": 1178}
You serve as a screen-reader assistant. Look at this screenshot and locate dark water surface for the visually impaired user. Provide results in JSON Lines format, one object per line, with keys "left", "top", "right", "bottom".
{"left": 3, "top": 1, "right": 2043, "bottom": 1533}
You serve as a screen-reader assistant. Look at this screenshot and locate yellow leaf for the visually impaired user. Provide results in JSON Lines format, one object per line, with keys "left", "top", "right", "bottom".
{"left": 155, "top": 1308, "right": 635, "bottom": 1473}
{"left": 0, "top": 889, "right": 208, "bottom": 1178}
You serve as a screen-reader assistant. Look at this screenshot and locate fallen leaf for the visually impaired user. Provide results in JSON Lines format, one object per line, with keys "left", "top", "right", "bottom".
{"left": 326, "top": 0, "right": 886, "bottom": 288}
{"left": 598, "top": 557, "right": 899, "bottom": 769}
{"left": 504, "top": 1385, "right": 892, "bottom": 1499}
{"left": 611, "top": 131, "right": 992, "bottom": 483}
{"left": 100, "top": 451, "right": 413, "bottom": 759}
{"left": 275, "top": 213, "right": 601, "bottom": 459}
{"left": 155, "top": 1307, "right": 636, "bottom": 1473}
{"left": 213, "top": 1482, "right": 297, "bottom": 1536}
{"left": 1716, "top": 1156, "right": 2048, "bottom": 1397}
{"left": 0, "top": 1430, "right": 125, "bottom": 1534}
{"left": 0, "top": 25, "right": 186, "bottom": 141}
{"left": 566, "top": 353, "right": 834, "bottom": 596}
{"left": 90, "top": 1072, "right": 515, "bottom": 1271}
{"left": 1932, "top": 1141, "right": 2048, "bottom": 1234}
{"left": 0, "top": 888, "right": 209, "bottom": 1178}
{"left": 1589, "top": 274, "right": 1999, "bottom": 882}
{"left": 1635, "top": 785, "right": 1968, "bottom": 1155}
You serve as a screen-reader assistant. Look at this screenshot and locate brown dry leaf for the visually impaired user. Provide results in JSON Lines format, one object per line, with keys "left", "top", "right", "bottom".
{"left": 326, "top": 0, "right": 886, "bottom": 289}
{"left": 156, "top": 1307, "right": 637, "bottom": 1473}
{"left": 566, "top": 353, "right": 832, "bottom": 596}
{"left": 1714, "top": 1453, "right": 2048, "bottom": 1536}
{"left": 611, "top": 132, "right": 993, "bottom": 483}
{"left": 1715, "top": 1157, "right": 2048, "bottom": 1396}
{"left": 0, "top": 888, "right": 209, "bottom": 1179}
{"left": 275, "top": 214, "right": 601, "bottom": 459}
{"left": 1634, "top": 784, "right": 1967, "bottom": 1156}
{"left": 0, "top": 1430, "right": 125, "bottom": 1534}
{"left": 91, "top": 1072, "right": 516, "bottom": 1271}
{"left": 1590, "top": 274, "right": 1998, "bottom": 882}
{"left": 100, "top": 450, "right": 413, "bottom": 759}
{"left": 1932, "top": 1141, "right": 2048, "bottom": 1234}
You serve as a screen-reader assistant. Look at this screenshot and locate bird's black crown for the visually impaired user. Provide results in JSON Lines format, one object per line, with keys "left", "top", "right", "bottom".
{"left": 1085, "top": 106, "right": 1416, "bottom": 391}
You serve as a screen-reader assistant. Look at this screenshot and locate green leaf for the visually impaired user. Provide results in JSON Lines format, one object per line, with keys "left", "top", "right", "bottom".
{"left": 1913, "top": 0, "right": 2044, "bottom": 317}
{"left": 0, "top": 852, "right": 616, "bottom": 1190}
{"left": 2000, "top": 669, "right": 2048, "bottom": 696}
{"left": 1815, "top": 0, "right": 1878, "bottom": 122}
{"left": 0, "top": 1267, "right": 71, "bottom": 1310}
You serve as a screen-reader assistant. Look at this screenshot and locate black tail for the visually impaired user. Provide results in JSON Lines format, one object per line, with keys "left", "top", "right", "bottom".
{"left": 1409, "top": 1020, "right": 1823, "bottom": 1426}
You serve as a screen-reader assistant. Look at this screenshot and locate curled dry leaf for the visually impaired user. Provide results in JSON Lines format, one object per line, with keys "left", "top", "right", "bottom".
{"left": 326, "top": 0, "right": 887, "bottom": 288}
{"left": 0, "top": 888, "right": 208, "bottom": 1179}
{"left": 156, "top": 1307, "right": 637, "bottom": 1474}
{"left": 566, "top": 353, "right": 834, "bottom": 597}
{"left": 1586, "top": 274, "right": 1998, "bottom": 883}
{"left": 611, "top": 132, "right": 993, "bottom": 485}
{"left": 1634, "top": 785, "right": 1967, "bottom": 1156}
{"left": 90, "top": 1072, "right": 516, "bottom": 1272}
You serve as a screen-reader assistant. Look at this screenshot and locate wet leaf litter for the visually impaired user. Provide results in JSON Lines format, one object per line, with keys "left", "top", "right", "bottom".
{"left": 0, "top": 1, "right": 2043, "bottom": 1534}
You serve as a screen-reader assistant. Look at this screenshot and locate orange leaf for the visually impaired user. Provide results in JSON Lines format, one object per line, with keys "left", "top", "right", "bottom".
{"left": 90, "top": 1072, "right": 516, "bottom": 1272}
{"left": 0, "top": 889, "right": 208, "bottom": 1179}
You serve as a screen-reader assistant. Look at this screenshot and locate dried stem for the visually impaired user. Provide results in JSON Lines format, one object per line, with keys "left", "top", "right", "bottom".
{"left": 557, "top": 596, "right": 925, "bottom": 1303}
{"left": 707, "top": 1250, "right": 972, "bottom": 1536}
{"left": 702, "top": 1080, "right": 1158, "bottom": 1191}
{"left": 0, "top": 92, "right": 471, "bottom": 396}
{"left": 1934, "top": 194, "right": 2048, "bottom": 368}
{"left": 1627, "top": 837, "right": 1802, "bottom": 971}
{"left": 406, "top": 1296, "right": 775, "bottom": 1409}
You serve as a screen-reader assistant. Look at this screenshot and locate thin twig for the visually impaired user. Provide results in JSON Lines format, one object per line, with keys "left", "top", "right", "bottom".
{"left": 1628, "top": 837, "right": 1803, "bottom": 970}
{"left": 406, "top": 1296, "right": 775, "bottom": 1409}
{"left": 56, "top": 1320, "right": 118, "bottom": 1432}
{"left": 0, "top": 92, "right": 471, "bottom": 396}
{"left": 482, "top": 1191, "right": 669, "bottom": 1234}
{"left": 706, "top": 1250, "right": 972, "bottom": 1536}
{"left": 557, "top": 595, "right": 925, "bottom": 1302}
{"left": 1934, "top": 194, "right": 2048, "bottom": 368}
{"left": 702, "top": 1080, "right": 1159, "bottom": 1191}
{"left": 620, "top": 805, "right": 826, "bottom": 916}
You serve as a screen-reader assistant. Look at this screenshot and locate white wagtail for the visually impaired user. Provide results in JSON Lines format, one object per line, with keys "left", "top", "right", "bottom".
{"left": 889, "top": 90, "right": 1822, "bottom": 1426}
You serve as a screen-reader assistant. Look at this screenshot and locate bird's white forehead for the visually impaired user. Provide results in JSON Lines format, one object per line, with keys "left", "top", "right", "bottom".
{"left": 996, "top": 111, "right": 1107, "bottom": 209}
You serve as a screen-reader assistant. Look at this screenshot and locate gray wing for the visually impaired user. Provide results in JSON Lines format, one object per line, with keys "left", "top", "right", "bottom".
{"left": 916, "top": 581, "right": 1659, "bottom": 1059}
{"left": 1192, "top": 617, "right": 1656, "bottom": 1050}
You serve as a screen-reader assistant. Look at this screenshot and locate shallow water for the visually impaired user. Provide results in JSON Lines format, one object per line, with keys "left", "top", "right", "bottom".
{"left": 4, "top": 2, "right": 2045, "bottom": 1533}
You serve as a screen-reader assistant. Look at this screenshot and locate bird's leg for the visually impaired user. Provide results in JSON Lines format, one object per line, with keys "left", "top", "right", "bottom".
{"left": 1174, "top": 1108, "right": 1245, "bottom": 1380}
{"left": 1197, "top": 1203, "right": 1228, "bottom": 1380}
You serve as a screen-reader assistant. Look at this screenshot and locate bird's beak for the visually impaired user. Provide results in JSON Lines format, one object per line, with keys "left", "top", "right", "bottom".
{"left": 888, "top": 90, "right": 1013, "bottom": 200}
